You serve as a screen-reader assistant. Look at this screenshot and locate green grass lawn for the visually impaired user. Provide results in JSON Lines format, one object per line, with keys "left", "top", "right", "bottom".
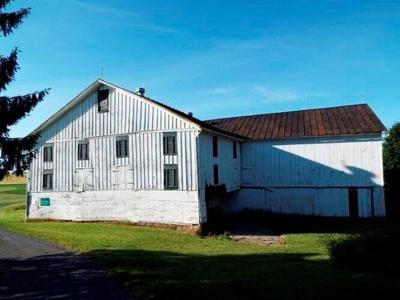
{"left": 0, "top": 184, "right": 399, "bottom": 299}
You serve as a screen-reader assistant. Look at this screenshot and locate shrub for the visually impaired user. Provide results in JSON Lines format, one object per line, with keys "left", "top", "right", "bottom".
{"left": 329, "top": 232, "right": 400, "bottom": 274}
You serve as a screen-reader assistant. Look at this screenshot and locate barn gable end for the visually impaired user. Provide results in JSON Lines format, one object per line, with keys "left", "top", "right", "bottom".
{"left": 27, "top": 80, "right": 208, "bottom": 225}
{"left": 35, "top": 80, "right": 199, "bottom": 143}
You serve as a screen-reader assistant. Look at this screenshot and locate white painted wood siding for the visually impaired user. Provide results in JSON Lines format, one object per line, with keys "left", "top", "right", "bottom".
{"left": 29, "top": 86, "right": 200, "bottom": 193}
{"left": 240, "top": 135, "right": 384, "bottom": 188}
{"left": 197, "top": 132, "right": 241, "bottom": 192}
{"left": 37, "top": 87, "right": 197, "bottom": 142}
{"left": 196, "top": 132, "right": 242, "bottom": 223}
{"left": 225, "top": 135, "right": 385, "bottom": 217}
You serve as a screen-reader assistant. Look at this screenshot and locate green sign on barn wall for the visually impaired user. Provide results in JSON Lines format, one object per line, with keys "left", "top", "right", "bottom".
{"left": 40, "top": 198, "right": 51, "bottom": 207}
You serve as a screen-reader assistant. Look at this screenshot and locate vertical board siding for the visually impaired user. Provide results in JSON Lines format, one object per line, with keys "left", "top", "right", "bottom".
{"left": 30, "top": 86, "right": 199, "bottom": 193}
{"left": 37, "top": 88, "right": 196, "bottom": 142}
{"left": 240, "top": 135, "right": 384, "bottom": 188}
{"left": 225, "top": 135, "right": 385, "bottom": 217}
{"left": 31, "top": 131, "right": 198, "bottom": 192}
{"left": 198, "top": 133, "right": 241, "bottom": 192}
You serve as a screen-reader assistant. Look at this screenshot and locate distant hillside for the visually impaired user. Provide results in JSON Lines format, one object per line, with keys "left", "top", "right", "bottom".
{"left": 0, "top": 175, "right": 27, "bottom": 185}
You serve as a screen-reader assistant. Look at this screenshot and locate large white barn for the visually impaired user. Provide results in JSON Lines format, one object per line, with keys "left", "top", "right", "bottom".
{"left": 26, "top": 79, "right": 387, "bottom": 226}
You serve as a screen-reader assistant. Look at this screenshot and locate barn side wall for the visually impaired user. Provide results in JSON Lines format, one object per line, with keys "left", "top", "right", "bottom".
{"left": 224, "top": 135, "right": 385, "bottom": 217}
{"left": 29, "top": 131, "right": 199, "bottom": 192}
{"left": 27, "top": 85, "right": 202, "bottom": 225}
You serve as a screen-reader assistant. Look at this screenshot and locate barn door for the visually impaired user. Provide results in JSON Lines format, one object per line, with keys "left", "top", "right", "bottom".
{"left": 74, "top": 168, "right": 94, "bottom": 192}
{"left": 348, "top": 188, "right": 359, "bottom": 218}
{"left": 112, "top": 166, "right": 134, "bottom": 190}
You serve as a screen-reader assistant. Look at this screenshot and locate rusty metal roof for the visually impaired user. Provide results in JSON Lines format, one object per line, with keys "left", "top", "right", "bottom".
{"left": 205, "top": 104, "right": 386, "bottom": 140}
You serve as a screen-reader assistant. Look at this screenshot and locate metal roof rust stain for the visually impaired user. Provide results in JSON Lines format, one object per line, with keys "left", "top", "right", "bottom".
{"left": 205, "top": 104, "right": 386, "bottom": 140}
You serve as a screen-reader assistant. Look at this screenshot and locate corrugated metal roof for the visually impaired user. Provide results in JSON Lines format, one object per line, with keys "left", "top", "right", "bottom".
{"left": 205, "top": 104, "right": 386, "bottom": 140}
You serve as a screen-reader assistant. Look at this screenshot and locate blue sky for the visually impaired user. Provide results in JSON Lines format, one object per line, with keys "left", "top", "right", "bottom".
{"left": 2, "top": 0, "right": 400, "bottom": 137}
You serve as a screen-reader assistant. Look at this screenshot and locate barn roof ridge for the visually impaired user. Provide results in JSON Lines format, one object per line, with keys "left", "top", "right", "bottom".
{"left": 205, "top": 103, "right": 369, "bottom": 121}
{"left": 29, "top": 79, "right": 386, "bottom": 141}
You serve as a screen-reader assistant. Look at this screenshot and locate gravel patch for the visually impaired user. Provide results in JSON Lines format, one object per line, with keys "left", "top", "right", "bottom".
{"left": 229, "top": 228, "right": 284, "bottom": 246}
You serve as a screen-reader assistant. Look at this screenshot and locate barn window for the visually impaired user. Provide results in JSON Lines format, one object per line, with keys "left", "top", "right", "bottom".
{"left": 213, "top": 164, "right": 219, "bottom": 185}
{"left": 116, "top": 136, "right": 129, "bottom": 158}
{"left": 42, "top": 170, "right": 53, "bottom": 190}
{"left": 213, "top": 136, "right": 218, "bottom": 157}
{"left": 163, "top": 132, "right": 177, "bottom": 155}
{"left": 43, "top": 145, "right": 53, "bottom": 162}
{"left": 78, "top": 140, "right": 89, "bottom": 160}
{"left": 164, "top": 164, "right": 178, "bottom": 190}
{"left": 233, "top": 141, "right": 237, "bottom": 159}
{"left": 97, "top": 89, "right": 109, "bottom": 113}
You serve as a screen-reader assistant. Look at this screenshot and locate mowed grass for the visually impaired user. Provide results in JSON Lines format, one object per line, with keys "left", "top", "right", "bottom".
{"left": 0, "top": 185, "right": 399, "bottom": 299}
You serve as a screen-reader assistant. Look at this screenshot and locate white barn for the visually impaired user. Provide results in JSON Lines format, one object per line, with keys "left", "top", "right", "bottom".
{"left": 26, "top": 79, "right": 387, "bottom": 227}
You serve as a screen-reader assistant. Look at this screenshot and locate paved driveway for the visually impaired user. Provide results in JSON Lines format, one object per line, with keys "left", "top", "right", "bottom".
{"left": 0, "top": 228, "right": 130, "bottom": 299}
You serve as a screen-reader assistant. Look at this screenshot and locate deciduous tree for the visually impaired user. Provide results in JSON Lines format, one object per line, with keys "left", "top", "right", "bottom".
{"left": 383, "top": 122, "right": 400, "bottom": 215}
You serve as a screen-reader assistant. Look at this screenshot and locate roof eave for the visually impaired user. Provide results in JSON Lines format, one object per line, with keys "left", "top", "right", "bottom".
{"left": 244, "top": 132, "right": 385, "bottom": 142}
{"left": 200, "top": 128, "right": 246, "bottom": 141}
{"left": 29, "top": 79, "right": 105, "bottom": 137}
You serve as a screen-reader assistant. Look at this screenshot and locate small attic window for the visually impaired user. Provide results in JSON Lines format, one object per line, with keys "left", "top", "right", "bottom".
{"left": 97, "top": 89, "right": 109, "bottom": 112}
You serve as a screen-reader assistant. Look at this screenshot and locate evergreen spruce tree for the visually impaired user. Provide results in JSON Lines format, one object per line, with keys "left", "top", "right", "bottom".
{"left": 0, "top": 0, "right": 48, "bottom": 180}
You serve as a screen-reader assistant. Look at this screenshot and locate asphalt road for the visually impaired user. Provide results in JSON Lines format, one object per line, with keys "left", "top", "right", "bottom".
{"left": 0, "top": 228, "right": 130, "bottom": 299}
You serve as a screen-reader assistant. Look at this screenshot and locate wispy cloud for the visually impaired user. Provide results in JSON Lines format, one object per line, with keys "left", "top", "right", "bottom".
{"left": 252, "top": 85, "right": 300, "bottom": 103}
{"left": 211, "top": 87, "right": 235, "bottom": 95}
{"left": 66, "top": 0, "right": 180, "bottom": 34}
{"left": 186, "top": 86, "right": 236, "bottom": 97}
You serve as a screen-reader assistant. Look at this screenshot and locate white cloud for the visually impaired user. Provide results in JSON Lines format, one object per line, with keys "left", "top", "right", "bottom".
{"left": 211, "top": 87, "right": 235, "bottom": 95}
{"left": 252, "top": 85, "right": 300, "bottom": 103}
{"left": 66, "top": 0, "right": 180, "bottom": 34}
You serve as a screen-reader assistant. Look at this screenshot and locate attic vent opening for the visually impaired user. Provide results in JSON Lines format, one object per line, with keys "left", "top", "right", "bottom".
{"left": 97, "top": 89, "right": 109, "bottom": 113}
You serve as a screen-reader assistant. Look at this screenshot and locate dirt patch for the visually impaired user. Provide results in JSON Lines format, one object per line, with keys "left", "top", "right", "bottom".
{"left": 229, "top": 228, "right": 284, "bottom": 246}
{"left": 26, "top": 218, "right": 200, "bottom": 234}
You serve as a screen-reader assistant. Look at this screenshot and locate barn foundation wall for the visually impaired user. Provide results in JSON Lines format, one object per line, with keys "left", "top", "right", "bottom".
{"left": 27, "top": 190, "right": 200, "bottom": 225}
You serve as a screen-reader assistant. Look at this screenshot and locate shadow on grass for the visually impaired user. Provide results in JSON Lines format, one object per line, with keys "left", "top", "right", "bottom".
{"left": 0, "top": 253, "right": 130, "bottom": 300}
{"left": 204, "top": 211, "right": 400, "bottom": 236}
{"left": 86, "top": 248, "right": 399, "bottom": 300}
{"left": 1, "top": 246, "right": 399, "bottom": 299}
{"left": 329, "top": 231, "right": 400, "bottom": 275}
